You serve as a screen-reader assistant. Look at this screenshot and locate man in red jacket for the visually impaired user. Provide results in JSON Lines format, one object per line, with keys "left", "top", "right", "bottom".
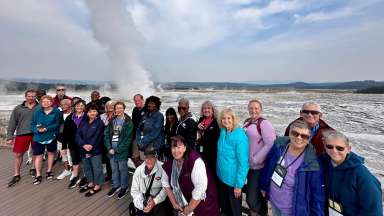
{"left": 285, "top": 101, "right": 334, "bottom": 155}
{"left": 52, "top": 85, "right": 72, "bottom": 108}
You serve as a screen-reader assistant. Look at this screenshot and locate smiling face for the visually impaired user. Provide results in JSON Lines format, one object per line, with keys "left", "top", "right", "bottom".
{"left": 202, "top": 104, "right": 213, "bottom": 118}
{"left": 300, "top": 104, "right": 322, "bottom": 128}
{"left": 325, "top": 137, "right": 351, "bottom": 165}
{"left": 171, "top": 140, "right": 187, "bottom": 160}
{"left": 74, "top": 102, "right": 85, "bottom": 114}
{"left": 248, "top": 101, "right": 262, "bottom": 119}
{"left": 221, "top": 112, "right": 234, "bottom": 131}
{"left": 144, "top": 155, "right": 157, "bottom": 171}
{"left": 87, "top": 109, "right": 98, "bottom": 121}
{"left": 25, "top": 92, "right": 37, "bottom": 104}
{"left": 134, "top": 95, "right": 144, "bottom": 109}
{"left": 114, "top": 104, "right": 125, "bottom": 117}
{"left": 289, "top": 127, "right": 310, "bottom": 151}
{"left": 147, "top": 101, "right": 157, "bottom": 113}
{"left": 178, "top": 102, "right": 189, "bottom": 118}
{"left": 41, "top": 98, "right": 53, "bottom": 109}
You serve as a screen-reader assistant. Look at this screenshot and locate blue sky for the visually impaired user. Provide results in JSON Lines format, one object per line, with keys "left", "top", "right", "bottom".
{"left": 0, "top": 0, "right": 383, "bottom": 83}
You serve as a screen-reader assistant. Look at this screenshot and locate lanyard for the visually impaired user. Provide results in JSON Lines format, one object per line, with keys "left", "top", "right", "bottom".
{"left": 278, "top": 144, "right": 306, "bottom": 169}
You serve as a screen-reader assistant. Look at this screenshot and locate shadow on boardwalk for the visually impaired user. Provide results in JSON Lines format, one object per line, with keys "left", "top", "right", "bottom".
{"left": 0, "top": 147, "right": 132, "bottom": 216}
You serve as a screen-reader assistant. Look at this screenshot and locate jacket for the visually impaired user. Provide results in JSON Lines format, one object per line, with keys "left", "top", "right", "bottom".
{"left": 104, "top": 114, "right": 133, "bottom": 160}
{"left": 196, "top": 117, "right": 220, "bottom": 174}
{"left": 7, "top": 101, "right": 38, "bottom": 139}
{"left": 176, "top": 113, "right": 197, "bottom": 149}
{"left": 260, "top": 136, "right": 325, "bottom": 216}
{"left": 244, "top": 118, "right": 276, "bottom": 170}
{"left": 62, "top": 113, "right": 85, "bottom": 150}
{"left": 319, "top": 152, "right": 382, "bottom": 216}
{"left": 76, "top": 117, "right": 105, "bottom": 157}
{"left": 136, "top": 111, "right": 164, "bottom": 151}
{"left": 216, "top": 127, "right": 249, "bottom": 189}
{"left": 285, "top": 117, "right": 334, "bottom": 155}
{"left": 131, "top": 161, "right": 167, "bottom": 210}
{"left": 30, "top": 106, "right": 61, "bottom": 143}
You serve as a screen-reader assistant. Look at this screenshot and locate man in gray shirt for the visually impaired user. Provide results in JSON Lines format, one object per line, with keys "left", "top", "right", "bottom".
{"left": 7, "top": 89, "right": 38, "bottom": 187}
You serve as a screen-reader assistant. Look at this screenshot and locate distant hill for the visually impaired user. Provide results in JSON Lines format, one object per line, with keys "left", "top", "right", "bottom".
{"left": 355, "top": 86, "right": 384, "bottom": 94}
{"left": 1, "top": 78, "right": 383, "bottom": 93}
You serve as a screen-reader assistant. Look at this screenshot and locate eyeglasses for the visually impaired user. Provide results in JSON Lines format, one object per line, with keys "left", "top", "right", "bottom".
{"left": 56, "top": 89, "right": 65, "bottom": 91}
{"left": 178, "top": 106, "right": 188, "bottom": 111}
{"left": 301, "top": 110, "right": 320, "bottom": 115}
{"left": 325, "top": 144, "right": 345, "bottom": 151}
{"left": 290, "top": 130, "right": 310, "bottom": 140}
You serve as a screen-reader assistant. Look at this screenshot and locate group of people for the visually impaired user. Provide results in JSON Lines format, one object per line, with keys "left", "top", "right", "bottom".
{"left": 6, "top": 85, "right": 383, "bottom": 216}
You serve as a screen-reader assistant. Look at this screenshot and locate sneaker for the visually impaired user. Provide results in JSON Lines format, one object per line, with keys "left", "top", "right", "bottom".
{"left": 33, "top": 176, "right": 42, "bottom": 185}
{"left": 8, "top": 175, "right": 21, "bottom": 187}
{"left": 46, "top": 171, "right": 54, "bottom": 180}
{"left": 106, "top": 187, "right": 120, "bottom": 198}
{"left": 57, "top": 169, "right": 72, "bottom": 180}
{"left": 25, "top": 159, "right": 32, "bottom": 165}
{"left": 117, "top": 188, "right": 127, "bottom": 199}
{"left": 29, "top": 169, "right": 36, "bottom": 178}
{"left": 79, "top": 177, "right": 88, "bottom": 188}
{"left": 68, "top": 176, "right": 80, "bottom": 189}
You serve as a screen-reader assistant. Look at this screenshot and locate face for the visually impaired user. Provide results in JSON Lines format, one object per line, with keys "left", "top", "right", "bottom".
{"left": 74, "top": 103, "right": 85, "bottom": 114}
{"left": 60, "top": 101, "right": 71, "bottom": 112}
{"left": 41, "top": 98, "right": 53, "bottom": 109}
{"left": 134, "top": 96, "right": 144, "bottom": 108}
{"left": 147, "top": 101, "right": 157, "bottom": 113}
{"left": 300, "top": 104, "right": 321, "bottom": 127}
{"left": 289, "top": 127, "right": 310, "bottom": 150}
{"left": 202, "top": 105, "right": 213, "bottom": 118}
{"left": 114, "top": 104, "right": 125, "bottom": 116}
{"left": 87, "top": 109, "right": 98, "bottom": 120}
{"left": 25, "top": 92, "right": 37, "bottom": 104}
{"left": 144, "top": 156, "right": 157, "bottom": 170}
{"left": 106, "top": 103, "right": 114, "bottom": 113}
{"left": 248, "top": 102, "right": 262, "bottom": 119}
{"left": 178, "top": 102, "right": 189, "bottom": 118}
{"left": 171, "top": 141, "right": 186, "bottom": 160}
{"left": 325, "top": 138, "right": 351, "bottom": 165}
{"left": 221, "top": 112, "right": 233, "bottom": 131}
{"left": 56, "top": 86, "right": 66, "bottom": 97}
{"left": 166, "top": 114, "right": 176, "bottom": 123}
{"left": 91, "top": 91, "right": 100, "bottom": 101}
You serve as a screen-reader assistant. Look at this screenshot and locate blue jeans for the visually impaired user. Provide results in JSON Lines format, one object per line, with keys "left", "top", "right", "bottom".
{"left": 110, "top": 157, "right": 128, "bottom": 189}
{"left": 83, "top": 154, "right": 104, "bottom": 185}
{"left": 246, "top": 169, "right": 268, "bottom": 215}
{"left": 270, "top": 201, "right": 292, "bottom": 216}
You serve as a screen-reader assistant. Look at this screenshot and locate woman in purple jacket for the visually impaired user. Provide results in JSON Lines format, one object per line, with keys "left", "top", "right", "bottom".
{"left": 243, "top": 100, "right": 276, "bottom": 216}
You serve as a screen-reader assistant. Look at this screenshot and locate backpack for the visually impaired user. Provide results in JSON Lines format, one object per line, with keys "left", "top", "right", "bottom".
{"left": 244, "top": 117, "right": 265, "bottom": 143}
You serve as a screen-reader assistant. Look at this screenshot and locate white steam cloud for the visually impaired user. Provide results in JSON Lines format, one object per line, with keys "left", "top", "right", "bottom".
{"left": 85, "top": 0, "right": 154, "bottom": 98}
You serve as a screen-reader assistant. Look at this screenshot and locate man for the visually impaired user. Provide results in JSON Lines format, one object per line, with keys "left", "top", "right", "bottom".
{"left": 56, "top": 99, "right": 73, "bottom": 180}
{"left": 130, "top": 147, "right": 170, "bottom": 216}
{"left": 52, "top": 85, "right": 71, "bottom": 108}
{"left": 176, "top": 98, "right": 197, "bottom": 149}
{"left": 7, "top": 89, "right": 38, "bottom": 187}
{"left": 87, "top": 90, "right": 104, "bottom": 114}
{"left": 284, "top": 101, "right": 334, "bottom": 155}
{"left": 131, "top": 94, "right": 146, "bottom": 166}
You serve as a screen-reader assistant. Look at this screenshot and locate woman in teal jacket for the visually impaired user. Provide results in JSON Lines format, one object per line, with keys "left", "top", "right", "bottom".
{"left": 216, "top": 107, "right": 249, "bottom": 216}
{"left": 320, "top": 130, "right": 382, "bottom": 216}
{"left": 104, "top": 101, "right": 133, "bottom": 199}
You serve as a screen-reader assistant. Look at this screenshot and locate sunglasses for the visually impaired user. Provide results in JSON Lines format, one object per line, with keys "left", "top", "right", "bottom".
{"left": 325, "top": 144, "right": 345, "bottom": 151}
{"left": 178, "top": 106, "right": 188, "bottom": 111}
{"left": 56, "top": 89, "right": 65, "bottom": 91}
{"left": 290, "top": 130, "right": 310, "bottom": 140}
{"left": 301, "top": 110, "right": 320, "bottom": 115}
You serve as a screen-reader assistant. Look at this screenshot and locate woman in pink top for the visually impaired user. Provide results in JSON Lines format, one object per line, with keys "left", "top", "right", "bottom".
{"left": 243, "top": 100, "right": 276, "bottom": 216}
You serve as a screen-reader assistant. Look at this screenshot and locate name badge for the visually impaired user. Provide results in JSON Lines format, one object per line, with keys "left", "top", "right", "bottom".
{"left": 199, "top": 145, "right": 204, "bottom": 153}
{"left": 271, "top": 164, "right": 287, "bottom": 187}
{"left": 328, "top": 199, "right": 343, "bottom": 216}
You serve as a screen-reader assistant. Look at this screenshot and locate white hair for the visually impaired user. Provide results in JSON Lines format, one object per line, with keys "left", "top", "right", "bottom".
{"left": 301, "top": 101, "right": 322, "bottom": 113}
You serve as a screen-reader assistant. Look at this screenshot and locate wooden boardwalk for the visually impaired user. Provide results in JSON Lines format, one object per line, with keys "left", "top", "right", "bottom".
{"left": 0, "top": 147, "right": 133, "bottom": 216}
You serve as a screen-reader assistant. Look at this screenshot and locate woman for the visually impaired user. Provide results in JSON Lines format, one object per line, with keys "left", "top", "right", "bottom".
{"left": 104, "top": 101, "right": 133, "bottom": 199}
{"left": 260, "top": 120, "right": 324, "bottom": 216}
{"left": 62, "top": 99, "right": 86, "bottom": 188}
{"left": 76, "top": 104, "right": 105, "bottom": 197}
{"left": 162, "top": 135, "right": 220, "bottom": 216}
{"left": 175, "top": 98, "right": 197, "bottom": 149}
{"left": 164, "top": 107, "right": 178, "bottom": 160}
{"left": 100, "top": 100, "right": 115, "bottom": 181}
{"left": 320, "top": 131, "right": 382, "bottom": 216}
{"left": 196, "top": 101, "right": 220, "bottom": 174}
{"left": 216, "top": 107, "right": 249, "bottom": 216}
{"left": 136, "top": 96, "right": 165, "bottom": 155}
{"left": 243, "top": 100, "right": 276, "bottom": 216}
{"left": 30, "top": 95, "right": 61, "bottom": 185}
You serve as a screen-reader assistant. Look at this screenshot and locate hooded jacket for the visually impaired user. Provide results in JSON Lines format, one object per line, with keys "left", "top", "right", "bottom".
{"left": 319, "top": 152, "right": 382, "bottom": 216}
{"left": 104, "top": 114, "right": 133, "bottom": 160}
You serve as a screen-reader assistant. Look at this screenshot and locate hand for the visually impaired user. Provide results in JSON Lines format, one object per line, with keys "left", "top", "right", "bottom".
{"left": 38, "top": 127, "right": 46, "bottom": 133}
{"left": 261, "top": 190, "right": 266, "bottom": 198}
{"left": 234, "top": 188, "right": 242, "bottom": 198}
{"left": 183, "top": 206, "right": 193, "bottom": 216}
{"left": 109, "top": 149, "right": 115, "bottom": 155}
{"left": 83, "top": 144, "right": 93, "bottom": 151}
{"left": 197, "top": 123, "right": 204, "bottom": 130}
{"left": 143, "top": 198, "right": 155, "bottom": 213}
{"left": 172, "top": 202, "right": 183, "bottom": 212}
{"left": 6, "top": 139, "right": 14, "bottom": 145}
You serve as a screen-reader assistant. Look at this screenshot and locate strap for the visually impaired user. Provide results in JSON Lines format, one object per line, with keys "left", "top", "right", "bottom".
{"left": 144, "top": 173, "right": 156, "bottom": 198}
{"left": 256, "top": 117, "right": 265, "bottom": 138}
